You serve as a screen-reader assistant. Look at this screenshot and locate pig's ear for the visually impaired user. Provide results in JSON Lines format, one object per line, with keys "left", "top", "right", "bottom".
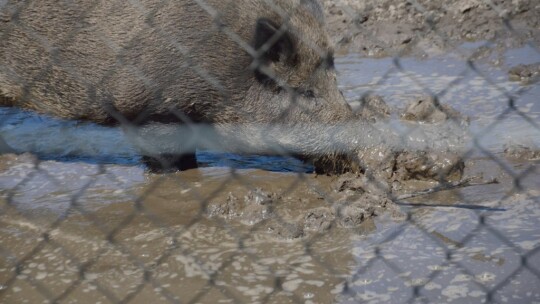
{"left": 254, "top": 18, "right": 295, "bottom": 64}
{"left": 300, "top": 0, "right": 325, "bottom": 23}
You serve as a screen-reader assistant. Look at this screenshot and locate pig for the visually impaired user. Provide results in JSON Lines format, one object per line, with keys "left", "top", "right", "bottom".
{"left": 0, "top": 0, "right": 357, "bottom": 173}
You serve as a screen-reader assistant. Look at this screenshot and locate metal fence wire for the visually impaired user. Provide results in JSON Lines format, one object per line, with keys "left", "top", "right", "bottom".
{"left": 0, "top": 0, "right": 539, "bottom": 303}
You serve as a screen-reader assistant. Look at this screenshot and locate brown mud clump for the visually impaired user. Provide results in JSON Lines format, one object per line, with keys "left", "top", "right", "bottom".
{"left": 206, "top": 189, "right": 278, "bottom": 226}
{"left": 401, "top": 96, "right": 468, "bottom": 124}
{"left": 0, "top": 153, "right": 38, "bottom": 172}
{"left": 352, "top": 94, "right": 391, "bottom": 122}
{"left": 354, "top": 95, "right": 467, "bottom": 188}
{"left": 503, "top": 144, "right": 540, "bottom": 161}
{"left": 508, "top": 63, "right": 540, "bottom": 85}
{"left": 206, "top": 185, "right": 400, "bottom": 240}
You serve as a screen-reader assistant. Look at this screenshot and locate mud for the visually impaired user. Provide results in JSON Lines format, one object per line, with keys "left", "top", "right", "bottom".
{"left": 322, "top": 0, "right": 540, "bottom": 57}
{"left": 0, "top": 150, "right": 538, "bottom": 303}
{"left": 206, "top": 178, "right": 401, "bottom": 239}
{"left": 503, "top": 143, "right": 540, "bottom": 161}
{"left": 508, "top": 62, "right": 540, "bottom": 84}
{"left": 206, "top": 95, "right": 471, "bottom": 236}
{"left": 400, "top": 96, "right": 469, "bottom": 124}
{"left": 351, "top": 94, "right": 391, "bottom": 122}
{"left": 353, "top": 96, "right": 467, "bottom": 189}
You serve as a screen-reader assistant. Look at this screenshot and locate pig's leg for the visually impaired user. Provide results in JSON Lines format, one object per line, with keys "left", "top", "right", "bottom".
{"left": 141, "top": 153, "right": 198, "bottom": 172}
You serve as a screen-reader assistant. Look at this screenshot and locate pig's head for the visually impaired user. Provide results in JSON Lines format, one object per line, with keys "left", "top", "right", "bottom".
{"left": 245, "top": 0, "right": 353, "bottom": 123}
{"left": 237, "top": 0, "right": 359, "bottom": 173}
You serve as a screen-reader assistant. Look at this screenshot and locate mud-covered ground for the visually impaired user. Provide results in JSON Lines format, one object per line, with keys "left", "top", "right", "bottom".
{"left": 0, "top": 150, "right": 538, "bottom": 303}
{"left": 323, "top": 0, "right": 540, "bottom": 57}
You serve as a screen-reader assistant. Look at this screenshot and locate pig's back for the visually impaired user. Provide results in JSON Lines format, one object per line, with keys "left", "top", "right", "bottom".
{"left": 0, "top": 0, "right": 258, "bottom": 123}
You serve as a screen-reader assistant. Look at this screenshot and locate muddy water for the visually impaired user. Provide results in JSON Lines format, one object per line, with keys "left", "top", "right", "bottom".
{"left": 0, "top": 161, "right": 365, "bottom": 303}
{"left": 1, "top": 46, "right": 540, "bottom": 303}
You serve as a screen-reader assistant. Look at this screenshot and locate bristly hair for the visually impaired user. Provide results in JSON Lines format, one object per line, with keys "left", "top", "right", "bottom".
{"left": 313, "top": 152, "right": 360, "bottom": 175}
{"left": 300, "top": 0, "right": 325, "bottom": 23}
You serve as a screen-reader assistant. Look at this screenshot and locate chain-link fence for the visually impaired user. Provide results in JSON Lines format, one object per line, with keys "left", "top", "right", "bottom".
{"left": 1, "top": 0, "right": 539, "bottom": 303}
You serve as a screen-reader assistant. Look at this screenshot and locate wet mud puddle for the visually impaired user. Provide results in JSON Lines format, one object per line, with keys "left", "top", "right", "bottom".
{"left": 1, "top": 45, "right": 539, "bottom": 303}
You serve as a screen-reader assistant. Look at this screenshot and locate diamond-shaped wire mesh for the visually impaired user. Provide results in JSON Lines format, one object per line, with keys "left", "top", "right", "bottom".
{"left": 1, "top": 0, "right": 539, "bottom": 303}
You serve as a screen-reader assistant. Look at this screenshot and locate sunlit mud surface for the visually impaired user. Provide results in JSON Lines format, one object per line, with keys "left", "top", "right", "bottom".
{"left": 1, "top": 46, "right": 539, "bottom": 303}
{"left": 339, "top": 43, "right": 540, "bottom": 152}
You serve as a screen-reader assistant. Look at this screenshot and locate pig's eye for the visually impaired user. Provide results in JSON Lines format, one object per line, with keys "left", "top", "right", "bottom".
{"left": 303, "top": 90, "right": 316, "bottom": 98}
{"left": 296, "top": 88, "right": 316, "bottom": 98}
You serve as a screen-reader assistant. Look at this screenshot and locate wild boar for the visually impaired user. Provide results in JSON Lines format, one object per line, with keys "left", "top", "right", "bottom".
{"left": 0, "top": 0, "right": 357, "bottom": 173}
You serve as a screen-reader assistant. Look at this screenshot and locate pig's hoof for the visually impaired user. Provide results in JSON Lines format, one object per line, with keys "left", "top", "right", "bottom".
{"left": 142, "top": 153, "right": 197, "bottom": 173}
